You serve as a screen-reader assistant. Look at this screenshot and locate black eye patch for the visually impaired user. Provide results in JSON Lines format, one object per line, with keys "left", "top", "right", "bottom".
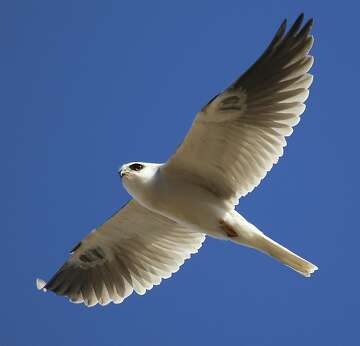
{"left": 129, "top": 163, "right": 144, "bottom": 171}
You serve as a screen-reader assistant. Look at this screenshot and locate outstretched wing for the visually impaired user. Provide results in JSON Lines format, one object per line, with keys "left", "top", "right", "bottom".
{"left": 163, "top": 14, "right": 314, "bottom": 205}
{"left": 37, "top": 200, "right": 205, "bottom": 307}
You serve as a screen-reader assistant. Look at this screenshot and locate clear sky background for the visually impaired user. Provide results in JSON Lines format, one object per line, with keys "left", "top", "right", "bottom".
{"left": 2, "top": 1, "right": 358, "bottom": 345}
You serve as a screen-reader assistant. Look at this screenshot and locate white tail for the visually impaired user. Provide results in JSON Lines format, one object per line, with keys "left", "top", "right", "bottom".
{"left": 253, "top": 234, "right": 318, "bottom": 277}
{"left": 223, "top": 211, "right": 318, "bottom": 277}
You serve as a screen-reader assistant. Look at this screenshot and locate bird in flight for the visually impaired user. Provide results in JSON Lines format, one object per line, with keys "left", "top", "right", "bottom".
{"left": 37, "top": 14, "right": 318, "bottom": 307}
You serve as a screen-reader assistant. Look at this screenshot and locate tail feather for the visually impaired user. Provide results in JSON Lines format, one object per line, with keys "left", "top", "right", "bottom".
{"left": 222, "top": 211, "right": 318, "bottom": 277}
{"left": 254, "top": 234, "right": 318, "bottom": 277}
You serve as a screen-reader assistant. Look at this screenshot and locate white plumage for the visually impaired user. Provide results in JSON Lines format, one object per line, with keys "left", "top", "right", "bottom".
{"left": 37, "top": 14, "right": 318, "bottom": 307}
{"left": 38, "top": 200, "right": 204, "bottom": 306}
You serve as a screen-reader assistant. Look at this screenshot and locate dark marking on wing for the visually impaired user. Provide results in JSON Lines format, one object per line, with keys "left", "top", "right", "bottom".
{"left": 201, "top": 93, "right": 220, "bottom": 112}
{"left": 79, "top": 254, "right": 92, "bottom": 263}
{"left": 219, "top": 95, "right": 245, "bottom": 112}
{"left": 70, "top": 241, "right": 82, "bottom": 254}
{"left": 220, "top": 106, "right": 244, "bottom": 112}
{"left": 221, "top": 95, "right": 240, "bottom": 105}
{"left": 91, "top": 247, "right": 106, "bottom": 260}
{"left": 79, "top": 246, "right": 107, "bottom": 264}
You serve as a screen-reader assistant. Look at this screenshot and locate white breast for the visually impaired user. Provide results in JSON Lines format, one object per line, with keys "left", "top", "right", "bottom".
{"left": 140, "top": 169, "right": 231, "bottom": 235}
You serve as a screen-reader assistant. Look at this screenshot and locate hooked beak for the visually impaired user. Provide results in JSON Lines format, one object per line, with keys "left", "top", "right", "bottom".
{"left": 119, "top": 168, "right": 128, "bottom": 177}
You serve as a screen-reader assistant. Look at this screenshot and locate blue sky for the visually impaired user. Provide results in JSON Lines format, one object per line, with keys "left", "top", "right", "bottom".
{"left": 2, "top": 1, "right": 358, "bottom": 345}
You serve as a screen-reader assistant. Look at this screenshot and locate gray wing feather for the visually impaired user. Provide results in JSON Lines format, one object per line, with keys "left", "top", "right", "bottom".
{"left": 37, "top": 200, "right": 205, "bottom": 307}
{"left": 163, "top": 14, "right": 314, "bottom": 205}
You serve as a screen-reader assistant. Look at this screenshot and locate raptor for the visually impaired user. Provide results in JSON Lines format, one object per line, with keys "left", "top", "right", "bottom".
{"left": 37, "top": 14, "right": 318, "bottom": 307}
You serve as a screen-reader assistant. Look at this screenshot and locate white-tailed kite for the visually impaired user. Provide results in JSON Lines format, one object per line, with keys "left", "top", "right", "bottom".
{"left": 37, "top": 14, "right": 318, "bottom": 307}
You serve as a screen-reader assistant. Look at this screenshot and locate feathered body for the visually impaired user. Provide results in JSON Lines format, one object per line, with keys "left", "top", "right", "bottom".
{"left": 122, "top": 162, "right": 317, "bottom": 277}
{"left": 37, "top": 14, "right": 318, "bottom": 307}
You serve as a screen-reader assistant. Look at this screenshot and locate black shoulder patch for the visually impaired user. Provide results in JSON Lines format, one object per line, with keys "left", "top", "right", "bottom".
{"left": 69, "top": 241, "right": 82, "bottom": 254}
{"left": 202, "top": 93, "right": 220, "bottom": 112}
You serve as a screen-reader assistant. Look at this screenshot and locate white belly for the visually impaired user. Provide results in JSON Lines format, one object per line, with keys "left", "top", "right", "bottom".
{"left": 121, "top": 166, "right": 235, "bottom": 238}
{"left": 141, "top": 173, "right": 231, "bottom": 237}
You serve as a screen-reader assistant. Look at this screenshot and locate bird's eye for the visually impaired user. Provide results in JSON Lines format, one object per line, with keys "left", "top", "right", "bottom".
{"left": 129, "top": 163, "right": 144, "bottom": 171}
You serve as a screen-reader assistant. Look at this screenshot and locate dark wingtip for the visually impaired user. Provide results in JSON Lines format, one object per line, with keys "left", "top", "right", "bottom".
{"left": 306, "top": 17, "right": 314, "bottom": 30}
{"left": 305, "top": 17, "right": 314, "bottom": 33}
{"left": 280, "top": 19, "right": 287, "bottom": 32}
{"left": 297, "top": 17, "right": 314, "bottom": 38}
{"left": 274, "top": 19, "right": 287, "bottom": 41}
{"left": 296, "top": 13, "right": 305, "bottom": 25}
{"left": 288, "top": 13, "right": 305, "bottom": 36}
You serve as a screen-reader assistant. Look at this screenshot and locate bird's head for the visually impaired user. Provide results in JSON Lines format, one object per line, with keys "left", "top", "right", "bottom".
{"left": 118, "top": 162, "right": 161, "bottom": 197}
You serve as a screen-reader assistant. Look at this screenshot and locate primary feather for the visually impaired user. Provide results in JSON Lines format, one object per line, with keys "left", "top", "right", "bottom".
{"left": 163, "top": 14, "right": 314, "bottom": 205}
{"left": 37, "top": 201, "right": 204, "bottom": 306}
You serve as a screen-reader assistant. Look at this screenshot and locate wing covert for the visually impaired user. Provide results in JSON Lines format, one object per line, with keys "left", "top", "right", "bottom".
{"left": 163, "top": 14, "right": 314, "bottom": 205}
{"left": 37, "top": 200, "right": 205, "bottom": 307}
